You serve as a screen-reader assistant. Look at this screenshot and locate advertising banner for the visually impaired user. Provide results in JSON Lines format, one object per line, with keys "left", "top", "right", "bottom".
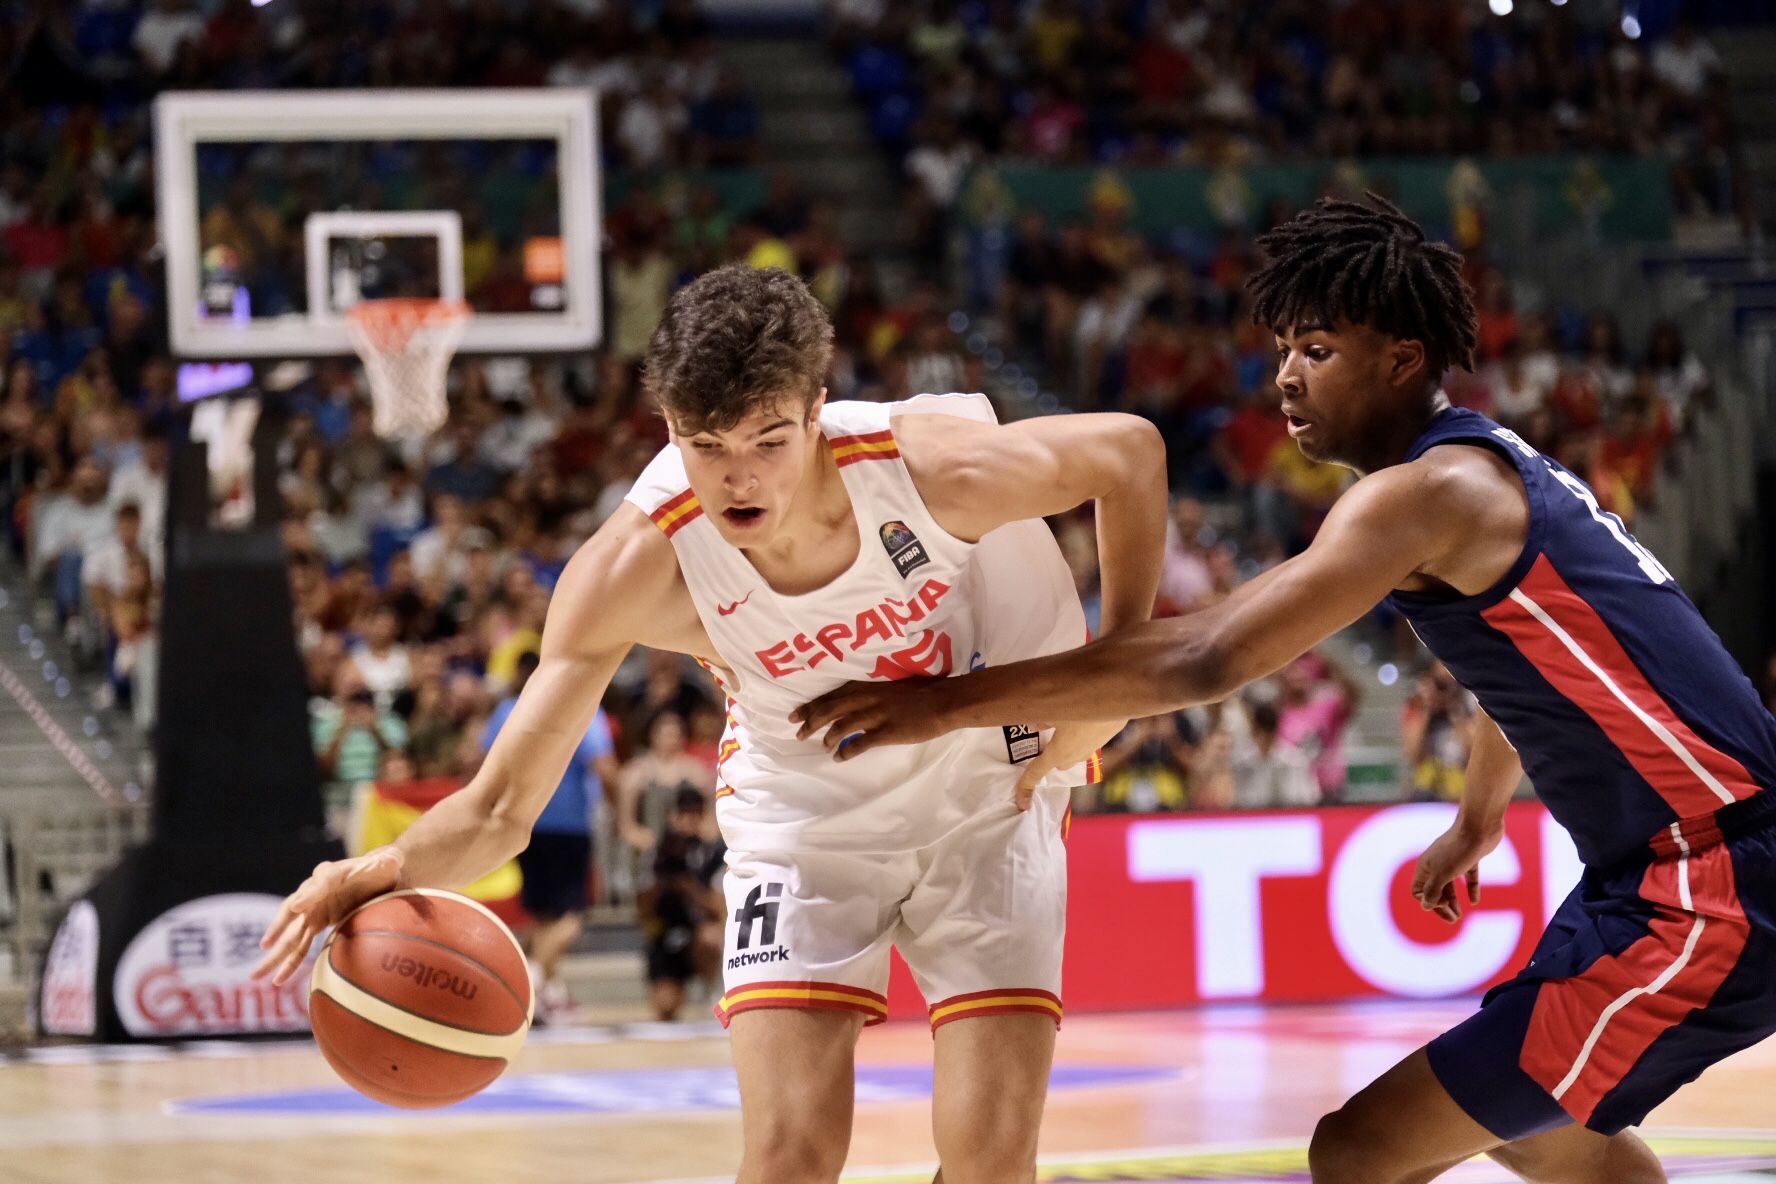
{"left": 112, "top": 893, "right": 312, "bottom": 1037}
{"left": 39, "top": 901, "right": 99, "bottom": 1037}
{"left": 886, "top": 801, "right": 1579, "bottom": 1020}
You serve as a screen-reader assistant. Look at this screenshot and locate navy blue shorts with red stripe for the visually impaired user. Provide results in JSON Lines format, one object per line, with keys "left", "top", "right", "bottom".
{"left": 1428, "top": 820, "right": 1776, "bottom": 1139}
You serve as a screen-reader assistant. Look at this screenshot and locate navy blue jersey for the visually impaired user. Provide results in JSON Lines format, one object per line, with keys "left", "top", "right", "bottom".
{"left": 1387, "top": 408, "right": 1776, "bottom": 868}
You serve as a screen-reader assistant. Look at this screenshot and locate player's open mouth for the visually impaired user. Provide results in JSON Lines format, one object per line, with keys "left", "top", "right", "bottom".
{"left": 1286, "top": 414, "right": 1312, "bottom": 437}
{"left": 723, "top": 507, "right": 765, "bottom": 527}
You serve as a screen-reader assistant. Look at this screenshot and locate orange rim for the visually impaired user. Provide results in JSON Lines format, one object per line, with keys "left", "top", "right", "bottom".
{"left": 347, "top": 298, "right": 470, "bottom": 352}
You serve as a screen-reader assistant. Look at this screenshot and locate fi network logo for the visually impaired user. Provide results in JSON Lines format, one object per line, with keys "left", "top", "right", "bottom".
{"left": 733, "top": 882, "right": 784, "bottom": 950}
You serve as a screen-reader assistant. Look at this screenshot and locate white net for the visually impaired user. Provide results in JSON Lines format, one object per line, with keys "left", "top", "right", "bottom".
{"left": 346, "top": 298, "right": 470, "bottom": 439}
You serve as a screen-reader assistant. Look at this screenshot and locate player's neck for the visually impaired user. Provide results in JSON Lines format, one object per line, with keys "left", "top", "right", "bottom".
{"left": 744, "top": 442, "right": 856, "bottom": 569}
{"left": 1349, "top": 389, "right": 1451, "bottom": 475}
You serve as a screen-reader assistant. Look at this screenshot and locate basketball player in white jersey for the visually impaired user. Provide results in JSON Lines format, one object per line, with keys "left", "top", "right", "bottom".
{"left": 256, "top": 265, "right": 1166, "bottom": 1183}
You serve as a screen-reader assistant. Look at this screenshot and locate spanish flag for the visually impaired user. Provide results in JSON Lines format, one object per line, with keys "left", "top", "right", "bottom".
{"left": 355, "top": 777, "right": 524, "bottom": 919}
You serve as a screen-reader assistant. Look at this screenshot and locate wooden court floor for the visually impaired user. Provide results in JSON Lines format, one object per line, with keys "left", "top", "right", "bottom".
{"left": 2, "top": 1001, "right": 1775, "bottom": 1183}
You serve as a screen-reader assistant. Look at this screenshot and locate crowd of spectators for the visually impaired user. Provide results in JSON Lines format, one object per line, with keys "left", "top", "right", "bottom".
{"left": 0, "top": 0, "right": 1005, "bottom": 974}
{"left": 602, "top": 174, "right": 997, "bottom": 410}
{"left": 978, "top": 179, "right": 1713, "bottom": 558}
{"left": 46, "top": 0, "right": 758, "bottom": 170}
{"left": 1055, "top": 492, "right": 1375, "bottom": 815}
{"left": 835, "top": 0, "right": 1750, "bottom": 232}
{"left": 0, "top": 0, "right": 1749, "bottom": 889}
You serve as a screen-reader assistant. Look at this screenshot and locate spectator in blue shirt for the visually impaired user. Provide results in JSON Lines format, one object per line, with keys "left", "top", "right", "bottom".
{"left": 481, "top": 650, "right": 619, "bottom": 1023}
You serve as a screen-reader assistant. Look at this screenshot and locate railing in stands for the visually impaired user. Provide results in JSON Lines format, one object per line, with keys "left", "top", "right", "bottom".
{"left": 0, "top": 801, "right": 150, "bottom": 1000}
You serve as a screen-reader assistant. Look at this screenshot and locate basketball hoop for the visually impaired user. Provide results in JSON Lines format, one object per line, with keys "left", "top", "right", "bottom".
{"left": 346, "top": 298, "right": 470, "bottom": 439}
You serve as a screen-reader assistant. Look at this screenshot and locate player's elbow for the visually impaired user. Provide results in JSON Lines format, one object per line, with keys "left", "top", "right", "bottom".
{"left": 1106, "top": 414, "right": 1166, "bottom": 481}
{"left": 482, "top": 807, "right": 538, "bottom": 865}
{"left": 1154, "top": 630, "right": 1236, "bottom": 709}
{"left": 478, "top": 782, "right": 543, "bottom": 861}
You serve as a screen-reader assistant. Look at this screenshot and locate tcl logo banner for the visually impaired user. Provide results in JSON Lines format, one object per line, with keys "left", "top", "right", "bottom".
{"left": 1079, "top": 801, "right": 1581, "bottom": 1006}
{"left": 886, "top": 801, "right": 1581, "bottom": 1018}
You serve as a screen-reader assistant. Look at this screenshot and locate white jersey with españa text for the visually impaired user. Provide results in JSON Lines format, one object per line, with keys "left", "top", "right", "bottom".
{"left": 624, "top": 394, "right": 1098, "bottom": 855}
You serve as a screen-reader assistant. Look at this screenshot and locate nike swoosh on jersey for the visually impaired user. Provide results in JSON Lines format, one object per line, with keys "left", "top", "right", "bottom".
{"left": 717, "top": 592, "right": 754, "bottom": 616}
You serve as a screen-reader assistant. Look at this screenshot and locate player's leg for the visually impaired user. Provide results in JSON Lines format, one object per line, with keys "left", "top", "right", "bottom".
{"left": 929, "top": 1013, "right": 1056, "bottom": 1184}
{"left": 1307, "top": 1048, "right": 1534, "bottom": 1184}
{"left": 1310, "top": 1053, "right": 1661, "bottom": 1184}
{"left": 1318, "top": 837, "right": 1776, "bottom": 1183}
{"left": 730, "top": 1008, "right": 867, "bottom": 1184}
{"left": 1486, "top": 1123, "right": 1664, "bottom": 1183}
{"left": 901, "top": 786, "right": 1070, "bottom": 1184}
{"left": 718, "top": 847, "right": 904, "bottom": 1184}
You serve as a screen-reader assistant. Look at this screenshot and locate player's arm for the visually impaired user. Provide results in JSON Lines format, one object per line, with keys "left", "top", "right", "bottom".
{"left": 897, "top": 409, "right": 1169, "bottom": 795}
{"left": 794, "top": 458, "right": 1465, "bottom": 754}
{"left": 896, "top": 410, "right": 1168, "bottom": 635}
{"left": 1410, "top": 710, "right": 1524, "bottom": 923}
{"left": 256, "top": 505, "right": 687, "bottom": 983}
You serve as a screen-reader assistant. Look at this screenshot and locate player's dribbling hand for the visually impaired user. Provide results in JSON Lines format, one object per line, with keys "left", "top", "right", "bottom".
{"left": 1410, "top": 822, "right": 1502, "bottom": 924}
{"left": 1014, "top": 720, "right": 1123, "bottom": 811}
{"left": 789, "top": 677, "right": 955, "bottom": 759}
{"left": 252, "top": 845, "right": 406, "bottom": 986}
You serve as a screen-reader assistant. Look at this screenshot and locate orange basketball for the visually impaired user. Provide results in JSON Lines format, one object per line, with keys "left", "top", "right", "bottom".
{"left": 308, "top": 889, "right": 533, "bottom": 1109}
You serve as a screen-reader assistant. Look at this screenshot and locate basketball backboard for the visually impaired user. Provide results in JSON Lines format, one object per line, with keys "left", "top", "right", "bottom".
{"left": 154, "top": 89, "right": 601, "bottom": 359}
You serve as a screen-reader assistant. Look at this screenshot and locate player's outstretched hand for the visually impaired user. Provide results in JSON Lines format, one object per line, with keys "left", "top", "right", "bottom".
{"left": 790, "top": 677, "right": 957, "bottom": 760}
{"left": 1013, "top": 719, "right": 1124, "bottom": 810}
{"left": 1410, "top": 821, "right": 1502, "bottom": 924}
{"left": 252, "top": 846, "right": 406, "bottom": 986}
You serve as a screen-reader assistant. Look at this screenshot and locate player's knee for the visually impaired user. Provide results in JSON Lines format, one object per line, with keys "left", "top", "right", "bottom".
{"left": 1308, "top": 1107, "right": 1393, "bottom": 1184}
{"left": 1491, "top": 1130, "right": 1667, "bottom": 1184}
{"left": 1603, "top": 1134, "right": 1669, "bottom": 1184}
{"left": 741, "top": 1120, "right": 848, "bottom": 1184}
{"left": 933, "top": 1079, "right": 1042, "bottom": 1180}
{"left": 935, "top": 1119, "right": 1039, "bottom": 1184}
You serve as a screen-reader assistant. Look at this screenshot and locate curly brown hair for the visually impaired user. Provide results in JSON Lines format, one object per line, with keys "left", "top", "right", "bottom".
{"left": 642, "top": 265, "right": 835, "bottom": 435}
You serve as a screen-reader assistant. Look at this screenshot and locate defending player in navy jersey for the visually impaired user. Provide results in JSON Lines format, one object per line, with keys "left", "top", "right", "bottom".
{"left": 795, "top": 195, "right": 1776, "bottom": 1184}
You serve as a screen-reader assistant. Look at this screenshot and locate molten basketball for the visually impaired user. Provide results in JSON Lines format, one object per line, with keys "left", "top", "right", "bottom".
{"left": 308, "top": 889, "right": 533, "bottom": 1109}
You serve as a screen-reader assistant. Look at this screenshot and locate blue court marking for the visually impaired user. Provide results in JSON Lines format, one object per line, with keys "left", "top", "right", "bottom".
{"left": 169, "top": 1063, "right": 1181, "bottom": 1117}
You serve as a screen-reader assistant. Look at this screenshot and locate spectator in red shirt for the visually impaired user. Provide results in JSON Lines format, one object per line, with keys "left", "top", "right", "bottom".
{"left": 1177, "top": 322, "right": 1236, "bottom": 413}
{"left": 1600, "top": 383, "right": 1674, "bottom": 507}
{"left": 1549, "top": 367, "right": 1605, "bottom": 433}
{"left": 4, "top": 193, "right": 68, "bottom": 283}
{"left": 1122, "top": 308, "right": 1190, "bottom": 412}
{"left": 1214, "top": 385, "right": 1289, "bottom": 490}
{"left": 1023, "top": 81, "right": 1086, "bottom": 161}
{"left": 1133, "top": 27, "right": 1195, "bottom": 134}
{"left": 1473, "top": 268, "right": 1521, "bottom": 362}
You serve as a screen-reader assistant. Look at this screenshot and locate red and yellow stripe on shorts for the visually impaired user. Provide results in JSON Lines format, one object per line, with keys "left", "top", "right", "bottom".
{"left": 928, "top": 988, "right": 1063, "bottom": 1031}
{"left": 714, "top": 981, "right": 889, "bottom": 1027}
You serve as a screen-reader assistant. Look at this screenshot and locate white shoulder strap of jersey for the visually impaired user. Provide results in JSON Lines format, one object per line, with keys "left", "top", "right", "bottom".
{"left": 624, "top": 442, "right": 691, "bottom": 517}
{"left": 895, "top": 391, "right": 999, "bottom": 425}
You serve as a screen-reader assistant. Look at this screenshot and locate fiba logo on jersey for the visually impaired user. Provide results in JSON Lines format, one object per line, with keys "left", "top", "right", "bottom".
{"left": 879, "top": 520, "right": 930, "bottom": 578}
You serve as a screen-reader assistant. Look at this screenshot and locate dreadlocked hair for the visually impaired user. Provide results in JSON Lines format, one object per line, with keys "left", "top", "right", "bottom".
{"left": 1248, "top": 192, "right": 1478, "bottom": 376}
